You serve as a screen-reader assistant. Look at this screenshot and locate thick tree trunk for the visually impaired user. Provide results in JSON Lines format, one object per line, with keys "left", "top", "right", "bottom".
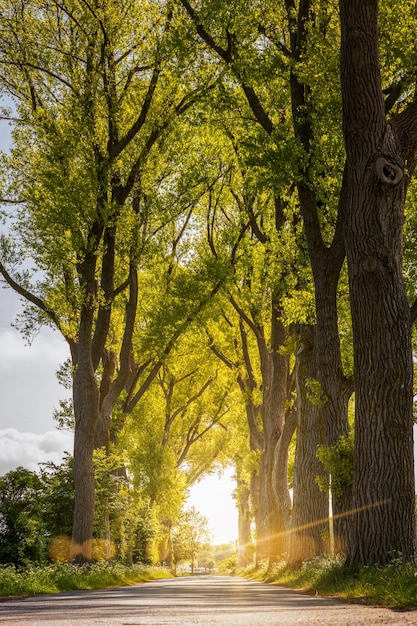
{"left": 71, "top": 347, "right": 100, "bottom": 563}
{"left": 256, "top": 313, "right": 290, "bottom": 563}
{"left": 289, "top": 325, "right": 329, "bottom": 565}
{"left": 340, "top": 0, "right": 415, "bottom": 566}
{"left": 287, "top": 1, "right": 353, "bottom": 555}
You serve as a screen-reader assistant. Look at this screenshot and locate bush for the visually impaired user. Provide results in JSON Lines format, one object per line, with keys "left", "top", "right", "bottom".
{"left": 262, "top": 556, "right": 417, "bottom": 609}
{"left": 0, "top": 562, "right": 172, "bottom": 597}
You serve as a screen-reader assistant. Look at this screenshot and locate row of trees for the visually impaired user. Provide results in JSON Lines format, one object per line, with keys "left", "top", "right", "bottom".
{"left": 1, "top": 0, "right": 417, "bottom": 567}
{"left": 0, "top": 463, "right": 213, "bottom": 570}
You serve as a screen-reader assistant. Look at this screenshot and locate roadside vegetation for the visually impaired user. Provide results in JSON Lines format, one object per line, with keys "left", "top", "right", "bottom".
{"left": 0, "top": 562, "right": 171, "bottom": 598}
{"left": 241, "top": 557, "right": 417, "bottom": 610}
{"left": 3, "top": 556, "right": 417, "bottom": 610}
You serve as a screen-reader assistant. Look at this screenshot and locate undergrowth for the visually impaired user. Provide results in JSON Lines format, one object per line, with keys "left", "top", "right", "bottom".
{"left": 0, "top": 562, "right": 171, "bottom": 597}
{"left": 241, "top": 556, "right": 417, "bottom": 609}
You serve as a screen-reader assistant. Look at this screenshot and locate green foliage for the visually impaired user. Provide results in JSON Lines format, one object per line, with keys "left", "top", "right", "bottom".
{"left": 0, "top": 562, "right": 171, "bottom": 597}
{"left": 0, "top": 461, "right": 74, "bottom": 567}
{"left": 305, "top": 378, "right": 328, "bottom": 407}
{"left": 0, "top": 468, "right": 48, "bottom": 566}
{"left": 124, "top": 324, "right": 237, "bottom": 528}
{"left": 217, "top": 554, "right": 238, "bottom": 573}
{"left": 171, "top": 506, "right": 212, "bottom": 570}
{"left": 316, "top": 433, "right": 354, "bottom": 500}
{"left": 0, "top": 456, "right": 156, "bottom": 567}
{"left": 91, "top": 448, "right": 158, "bottom": 564}
{"left": 39, "top": 456, "right": 75, "bottom": 539}
{"left": 261, "top": 556, "right": 417, "bottom": 609}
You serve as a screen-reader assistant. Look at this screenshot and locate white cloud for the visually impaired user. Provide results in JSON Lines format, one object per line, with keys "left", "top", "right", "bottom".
{"left": 0, "top": 428, "right": 73, "bottom": 476}
{"left": 0, "top": 328, "right": 68, "bottom": 368}
{"left": 0, "top": 326, "right": 70, "bottom": 433}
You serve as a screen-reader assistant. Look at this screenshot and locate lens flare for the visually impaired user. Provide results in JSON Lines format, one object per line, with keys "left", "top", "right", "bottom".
{"left": 49, "top": 536, "right": 116, "bottom": 562}
{"left": 49, "top": 535, "right": 72, "bottom": 562}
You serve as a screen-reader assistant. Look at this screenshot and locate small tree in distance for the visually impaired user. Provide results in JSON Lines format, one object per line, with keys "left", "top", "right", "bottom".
{"left": 171, "top": 507, "right": 212, "bottom": 574}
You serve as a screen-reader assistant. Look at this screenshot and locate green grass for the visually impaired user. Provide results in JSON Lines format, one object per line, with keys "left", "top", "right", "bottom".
{"left": 241, "top": 556, "right": 417, "bottom": 609}
{"left": 0, "top": 562, "right": 172, "bottom": 597}
{"left": 4, "top": 558, "right": 417, "bottom": 610}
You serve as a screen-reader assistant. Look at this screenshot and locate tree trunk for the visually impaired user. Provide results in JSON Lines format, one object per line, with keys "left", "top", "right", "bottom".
{"left": 272, "top": 406, "right": 297, "bottom": 555}
{"left": 70, "top": 348, "right": 100, "bottom": 563}
{"left": 236, "top": 480, "right": 253, "bottom": 569}
{"left": 256, "top": 311, "right": 289, "bottom": 563}
{"left": 287, "top": 1, "right": 354, "bottom": 555}
{"left": 314, "top": 281, "right": 353, "bottom": 554}
{"left": 340, "top": 0, "right": 415, "bottom": 566}
{"left": 289, "top": 325, "right": 329, "bottom": 565}
{"left": 256, "top": 447, "right": 279, "bottom": 563}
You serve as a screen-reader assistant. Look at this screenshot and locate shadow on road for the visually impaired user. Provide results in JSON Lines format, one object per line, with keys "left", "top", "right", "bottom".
{"left": 0, "top": 574, "right": 414, "bottom": 626}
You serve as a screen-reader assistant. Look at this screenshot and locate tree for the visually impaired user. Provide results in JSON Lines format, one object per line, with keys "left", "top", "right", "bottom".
{"left": 122, "top": 322, "right": 236, "bottom": 563}
{"left": 171, "top": 506, "right": 212, "bottom": 574}
{"left": 340, "top": 0, "right": 416, "bottom": 566}
{"left": 177, "top": 0, "right": 352, "bottom": 560}
{"left": 0, "top": 468, "right": 47, "bottom": 565}
{"left": 0, "top": 0, "right": 218, "bottom": 562}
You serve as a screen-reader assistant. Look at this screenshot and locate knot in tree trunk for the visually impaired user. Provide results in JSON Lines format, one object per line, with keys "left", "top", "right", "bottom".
{"left": 375, "top": 157, "right": 403, "bottom": 185}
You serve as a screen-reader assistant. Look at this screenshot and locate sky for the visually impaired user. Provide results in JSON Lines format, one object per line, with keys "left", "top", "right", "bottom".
{"left": 0, "top": 106, "right": 238, "bottom": 545}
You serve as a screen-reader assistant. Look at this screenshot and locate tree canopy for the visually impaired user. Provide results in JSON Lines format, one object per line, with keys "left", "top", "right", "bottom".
{"left": 1, "top": 0, "right": 417, "bottom": 568}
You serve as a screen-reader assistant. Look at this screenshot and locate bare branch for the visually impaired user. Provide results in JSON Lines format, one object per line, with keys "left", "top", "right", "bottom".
{"left": 0, "top": 259, "right": 65, "bottom": 335}
{"left": 0, "top": 60, "right": 78, "bottom": 95}
{"left": 0, "top": 197, "right": 24, "bottom": 204}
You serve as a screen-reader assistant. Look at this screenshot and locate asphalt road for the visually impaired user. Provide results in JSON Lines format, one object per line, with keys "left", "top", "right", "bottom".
{"left": 0, "top": 575, "right": 416, "bottom": 625}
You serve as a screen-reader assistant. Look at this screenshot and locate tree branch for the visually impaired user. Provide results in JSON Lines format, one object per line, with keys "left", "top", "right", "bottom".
{"left": 179, "top": 0, "right": 233, "bottom": 62}
{"left": 0, "top": 259, "right": 65, "bottom": 337}
{"left": 0, "top": 60, "right": 78, "bottom": 95}
{"left": 390, "top": 100, "right": 417, "bottom": 168}
{"left": 410, "top": 297, "right": 417, "bottom": 326}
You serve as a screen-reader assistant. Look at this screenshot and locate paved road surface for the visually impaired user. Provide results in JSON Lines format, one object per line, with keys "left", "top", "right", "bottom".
{"left": 0, "top": 575, "right": 416, "bottom": 625}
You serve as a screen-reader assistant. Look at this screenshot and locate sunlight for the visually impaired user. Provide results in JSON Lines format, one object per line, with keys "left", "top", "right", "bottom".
{"left": 186, "top": 468, "right": 238, "bottom": 545}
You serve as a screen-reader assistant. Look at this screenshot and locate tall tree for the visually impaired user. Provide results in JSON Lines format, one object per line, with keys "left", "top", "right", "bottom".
{"left": 0, "top": 0, "right": 218, "bottom": 562}
{"left": 340, "top": 0, "right": 416, "bottom": 566}
{"left": 178, "top": 0, "right": 353, "bottom": 558}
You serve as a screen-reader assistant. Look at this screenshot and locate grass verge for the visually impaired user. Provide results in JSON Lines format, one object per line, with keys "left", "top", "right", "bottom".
{"left": 241, "top": 556, "right": 417, "bottom": 609}
{"left": 0, "top": 562, "right": 172, "bottom": 598}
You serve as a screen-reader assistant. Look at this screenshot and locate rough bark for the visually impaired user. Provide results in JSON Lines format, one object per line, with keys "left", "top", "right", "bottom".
{"left": 286, "top": 0, "right": 354, "bottom": 554}
{"left": 289, "top": 325, "right": 329, "bottom": 565}
{"left": 70, "top": 288, "right": 100, "bottom": 562}
{"left": 255, "top": 308, "right": 290, "bottom": 562}
{"left": 313, "top": 273, "right": 353, "bottom": 554}
{"left": 340, "top": 0, "right": 416, "bottom": 566}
